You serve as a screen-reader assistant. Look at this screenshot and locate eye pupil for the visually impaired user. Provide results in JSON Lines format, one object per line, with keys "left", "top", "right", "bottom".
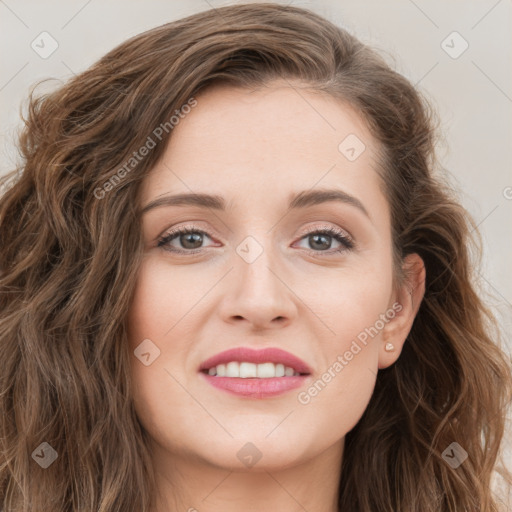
{"left": 309, "top": 234, "right": 331, "bottom": 251}
{"left": 181, "top": 232, "right": 203, "bottom": 249}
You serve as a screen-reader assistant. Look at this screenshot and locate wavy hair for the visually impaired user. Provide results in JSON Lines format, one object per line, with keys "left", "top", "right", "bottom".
{"left": 1, "top": 3, "right": 510, "bottom": 511}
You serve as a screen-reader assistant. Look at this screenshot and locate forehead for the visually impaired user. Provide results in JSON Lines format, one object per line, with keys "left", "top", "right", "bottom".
{"left": 141, "top": 81, "right": 387, "bottom": 216}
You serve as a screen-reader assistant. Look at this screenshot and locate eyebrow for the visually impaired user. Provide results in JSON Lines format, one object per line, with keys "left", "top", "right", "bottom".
{"left": 140, "top": 188, "right": 370, "bottom": 218}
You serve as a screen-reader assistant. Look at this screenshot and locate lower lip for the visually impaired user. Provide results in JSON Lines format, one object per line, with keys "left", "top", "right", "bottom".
{"left": 200, "top": 372, "right": 309, "bottom": 398}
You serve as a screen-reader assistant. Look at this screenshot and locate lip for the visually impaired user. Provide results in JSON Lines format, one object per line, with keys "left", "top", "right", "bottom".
{"left": 199, "top": 347, "right": 312, "bottom": 374}
{"left": 200, "top": 373, "right": 308, "bottom": 398}
{"left": 198, "top": 347, "right": 312, "bottom": 399}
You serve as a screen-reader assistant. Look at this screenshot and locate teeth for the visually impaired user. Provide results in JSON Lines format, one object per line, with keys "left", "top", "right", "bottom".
{"left": 258, "top": 362, "right": 278, "bottom": 378}
{"left": 240, "top": 362, "right": 257, "bottom": 378}
{"left": 206, "top": 361, "right": 301, "bottom": 378}
{"left": 275, "top": 363, "right": 285, "bottom": 377}
{"left": 226, "top": 361, "right": 239, "bottom": 377}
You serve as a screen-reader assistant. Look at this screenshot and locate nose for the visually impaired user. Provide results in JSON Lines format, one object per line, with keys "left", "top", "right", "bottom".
{"left": 217, "top": 241, "right": 298, "bottom": 330}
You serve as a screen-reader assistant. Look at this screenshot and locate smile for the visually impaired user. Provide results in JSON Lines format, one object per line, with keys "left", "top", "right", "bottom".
{"left": 203, "top": 361, "right": 302, "bottom": 378}
{"left": 199, "top": 347, "right": 312, "bottom": 398}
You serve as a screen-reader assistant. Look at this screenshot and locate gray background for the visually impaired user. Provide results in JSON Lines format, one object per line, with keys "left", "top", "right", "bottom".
{"left": 1, "top": 0, "right": 511, "bottom": 492}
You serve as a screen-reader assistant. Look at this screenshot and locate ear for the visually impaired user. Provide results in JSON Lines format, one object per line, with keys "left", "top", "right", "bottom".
{"left": 378, "top": 253, "right": 426, "bottom": 369}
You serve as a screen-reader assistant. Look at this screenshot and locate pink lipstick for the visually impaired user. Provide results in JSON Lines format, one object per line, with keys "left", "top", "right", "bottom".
{"left": 199, "top": 347, "right": 311, "bottom": 399}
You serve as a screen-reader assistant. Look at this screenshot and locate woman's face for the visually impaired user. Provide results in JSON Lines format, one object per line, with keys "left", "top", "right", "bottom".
{"left": 127, "top": 81, "right": 421, "bottom": 472}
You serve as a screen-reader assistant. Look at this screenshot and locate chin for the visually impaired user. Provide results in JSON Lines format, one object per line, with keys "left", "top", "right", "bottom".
{"left": 185, "top": 428, "right": 319, "bottom": 471}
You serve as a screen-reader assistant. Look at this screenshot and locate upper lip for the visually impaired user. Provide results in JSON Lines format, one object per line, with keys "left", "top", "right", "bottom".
{"left": 199, "top": 347, "right": 312, "bottom": 375}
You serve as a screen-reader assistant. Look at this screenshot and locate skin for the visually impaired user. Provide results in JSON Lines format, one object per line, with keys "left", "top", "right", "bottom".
{"left": 127, "top": 80, "right": 425, "bottom": 512}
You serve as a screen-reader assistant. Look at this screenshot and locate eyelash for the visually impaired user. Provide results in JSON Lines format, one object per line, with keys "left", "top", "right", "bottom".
{"left": 157, "top": 224, "right": 355, "bottom": 257}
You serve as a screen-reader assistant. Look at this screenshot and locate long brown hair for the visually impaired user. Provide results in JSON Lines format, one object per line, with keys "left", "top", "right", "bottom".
{"left": 1, "top": 3, "right": 510, "bottom": 511}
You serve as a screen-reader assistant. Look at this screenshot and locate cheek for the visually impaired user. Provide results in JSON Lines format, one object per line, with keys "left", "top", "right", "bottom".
{"left": 126, "top": 258, "right": 177, "bottom": 343}
{"left": 126, "top": 260, "right": 175, "bottom": 422}
{"left": 127, "top": 256, "right": 199, "bottom": 344}
{"left": 310, "top": 258, "right": 393, "bottom": 347}
{"left": 294, "top": 276, "right": 389, "bottom": 441}
{"left": 126, "top": 257, "right": 213, "bottom": 450}
{"left": 298, "top": 259, "right": 392, "bottom": 401}
{"left": 296, "top": 357, "right": 377, "bottom": 452}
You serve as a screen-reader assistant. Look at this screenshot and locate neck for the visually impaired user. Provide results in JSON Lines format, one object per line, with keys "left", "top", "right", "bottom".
{"left": 150, "top": 438, "right": 344, "bottom": 512}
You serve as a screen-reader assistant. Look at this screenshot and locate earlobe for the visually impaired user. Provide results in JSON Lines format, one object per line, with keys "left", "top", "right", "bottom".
{"left": 378, "top": 253, "right": 426, "bottom": 369}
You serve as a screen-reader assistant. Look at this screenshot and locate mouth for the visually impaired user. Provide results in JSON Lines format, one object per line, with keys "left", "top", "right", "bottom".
{"left": 198, "top": 347, "right": 311, "bottom": 398}
{"left": 201, "top": 362, "right": 307, "bottom": 378}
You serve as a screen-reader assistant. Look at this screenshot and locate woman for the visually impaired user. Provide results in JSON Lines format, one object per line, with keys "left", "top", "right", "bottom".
{"left": 0, "top": 3, "right": 510, "bottom": 511}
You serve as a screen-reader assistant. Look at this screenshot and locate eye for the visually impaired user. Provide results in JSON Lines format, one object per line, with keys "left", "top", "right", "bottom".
{"left": 157, "top": 225, "right": 217, "bottom": 254}
{"left": 156, "top": 224, "right": 355, "bottom": 256}
{"left": 294, "top": 226, "right": 354, "bottom": 255}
